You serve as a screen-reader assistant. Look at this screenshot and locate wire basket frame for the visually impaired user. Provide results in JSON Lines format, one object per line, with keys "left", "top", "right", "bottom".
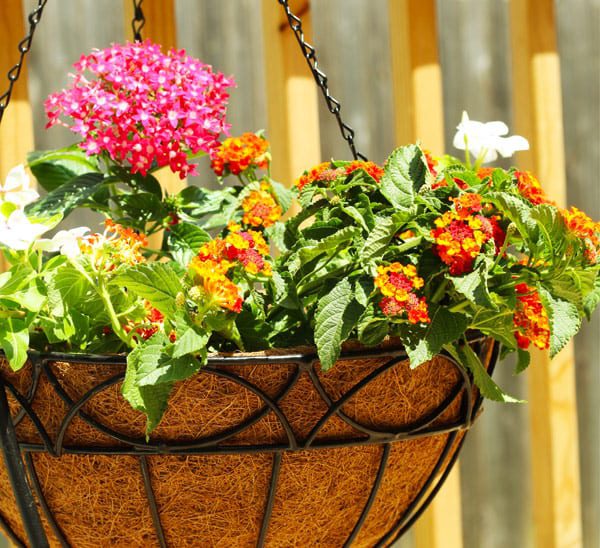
{"left": 0, "top": 339, "right": 498, "bottom": 547}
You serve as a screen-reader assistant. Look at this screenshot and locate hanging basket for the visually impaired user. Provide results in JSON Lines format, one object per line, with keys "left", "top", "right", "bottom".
{"left": 0, "top": 337, "right": 497, "bottom": 547}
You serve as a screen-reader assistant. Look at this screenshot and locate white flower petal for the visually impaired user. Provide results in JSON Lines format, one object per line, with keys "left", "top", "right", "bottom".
{"left": 495, "top": 135, "right": 530, "bottom": 158}
{"left": 3, "top": 165, "right": 29, "bottom": 192}
{"left": 484, "top": 121, "right": 509, "bottom": 137}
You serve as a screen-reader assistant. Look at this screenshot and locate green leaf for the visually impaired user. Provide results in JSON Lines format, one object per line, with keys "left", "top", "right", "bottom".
{"left": 112, "top": 263, "right": 183, "bottom": 318}
{"left": 0, "top": 318, "right": 29, "bottom": 370}
{"left": 172, "top": 315, "right": 209, "bottom": 359}
{"left": 530, "top": 204, "right": 567, "bottom": 259}
{"left": 450, "top": 264, "right": 497, "bottom": 310}
{"left": 515, "top": 348, "right": 530, "bottom": 374}
{"left": 399, "top": 306, "right": 469, "bottom": 367}
{"left": 298, "top": 226, "right": 358, "bottom": 263}
{"left": 488, "top": 192, "right": 536, "bottom": 242}
{"left": 26, "top": 173, "right": 105, "bottom": 217}
{"left": 271, "top": 271, "right": 301, "bottom": 310}
{"left": 471, "top": 308, "right": 517, "bottom": 350}
{"left": 269, "top": 180, "right": 293, "bottom": 213}
{"left": 167, "top": 223, "right": 211, "bottom": 265}
{"left": 357, "top": 304, "right": 389, "bottom": 346}
{"left": 359, "top": 212, "right": 407, "bottom": 263}
{"left": 314, "top": 278, "right": 355, "bottom": 371}
{"left": 380, "top": 145, "right": 427, "bottom": 210}
{"left": 28, "top": 146, "right": 100, "bottom": 192}
{"left": 538, "top": 286, "right": 581, "bottom": 357}
{"left": 454, "top": 343, "right": 522, "bottom": 402}
{"left": 123, "top": 337, "right": 174, "bottom": 434}
{"left": 583, "top": 273, "right": 600, "bottom": 320}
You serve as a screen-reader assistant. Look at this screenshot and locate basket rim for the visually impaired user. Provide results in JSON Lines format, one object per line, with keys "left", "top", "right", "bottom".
{"left": 2, "top": 333, "right": 489, "bottom": 368}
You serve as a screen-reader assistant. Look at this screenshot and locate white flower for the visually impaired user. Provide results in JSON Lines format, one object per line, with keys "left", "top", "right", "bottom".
{"left": 34, "top": 227, "right": 89, "bottom": 258}
{"left": 0, "top": 210, "right": 51, "bottom": 250}
{"left": 453, "top": 111, "right": 529, "bottom": 163}
{"left": 0, "top": 165, "right": 39, "bottom": 209}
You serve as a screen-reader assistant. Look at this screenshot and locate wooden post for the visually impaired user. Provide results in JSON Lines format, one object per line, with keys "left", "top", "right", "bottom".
{"left": 388, "top": 2, "right": 463, "bottom": 547}
{"left": 0, "top": 0, "right": 35, "bottom": 270}
{"left": 388, "top": 0, "right": 445, "bottom": 154}
{"left": 122, "top": 0, "right": 185, "bottom": 197}
{"left": 261, "top": 0, "right": 321, "bottom": 187}
{"left": 510, "top": 1, "right": 583, "bottom": 547}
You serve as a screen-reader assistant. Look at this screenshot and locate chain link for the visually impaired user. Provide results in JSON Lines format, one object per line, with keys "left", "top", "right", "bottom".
{"left": 277, "top": 0, "right": 366, "bottom": 161}
{"left": 0, "top": 0, "right": 48, "bottom": 125}
{"left": 131, "top": 0, "right": 146, "bottom": 42}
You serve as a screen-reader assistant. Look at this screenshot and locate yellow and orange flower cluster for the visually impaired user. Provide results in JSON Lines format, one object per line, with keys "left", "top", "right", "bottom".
{"left": 295, "top": 160, "right": 384, "bottom": 191}
{"left": 560, "top": 206, "right": 600, "bottom": 263}
{"left": 431, "top": 194, "right": 505, "bottom": 275}
{"left": 79, "top": 219, "right": 147, "bottom": 271}
{"left": 189, "top": 226, "right": 272, "bottom": 314}
{"left": 514, "top": 171, "right": 553, "bottom": 206}
{"left": 344, "top": 160, "right": 385, "bottom": 182}
{"left": 513, "top": 283, "right": 550, "bottom": 350}
{"left": 374, "top": 263, "right": 430, "bottom": 324}
{"left": 241, "top": 182, "right": 282, "bottom": 228}
{"left": 123, "top": 304, "right": 174, "bottom": 342}
{"left": 210, "top": 133, "right": 269, "bottom": 176}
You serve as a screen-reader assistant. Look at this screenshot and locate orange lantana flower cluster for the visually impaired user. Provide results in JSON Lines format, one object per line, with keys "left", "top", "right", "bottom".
{"left": 210, "top": 133, "right": 269, "bottom": 176}
{"left": 514, "top": 171, "right": 553, "bottom": 206}
{"left": 344, "top": 160, "right": 385, "bottom": 182}
{"left": 189, "top": 226, "right": 272, "bottom": 314}
{"left": 123, "top": 304, "right": 174, "bottom": 343}
{"left": 374, "top": 263, "right": 430, "bottom": 324}
{"left": 513, "top": 283, "right": 550, "bottom": 350}
{"left": 241, "top": 182, "right": 282, "bottom": 229}
{"left": 560, "top": 206, "right": 600, "bottom": 263}
{"left": 79, "top": 219, "right": 147, "bottom": 271}
{"left": 295, "top": 160, "right": 384, "bottom": 191}
{"left": 431, "top": 194, "right": 505, "bottom": 275}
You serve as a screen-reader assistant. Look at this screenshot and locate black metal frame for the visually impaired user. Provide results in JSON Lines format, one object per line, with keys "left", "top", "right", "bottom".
{"left": 0, "top": 340, "right": 498, "bottom": 547}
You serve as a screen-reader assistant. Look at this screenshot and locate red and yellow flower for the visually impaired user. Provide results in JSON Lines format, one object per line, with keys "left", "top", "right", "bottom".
{"left": 241, "top": 182, "right": 282, "bottom": 228}
{"left": 514, "top": 171, "right": 553, "bottom": 206}
{"left": 431, "top": 194, "right": 505, "bottom": 275}
{"left": 513, "top": 283, "right": 550, "bottom": 350}
{"left": 374, "top": 263, "right": 430, "bottom": 324}
{"left": 343, "top": 160, "right": 385, "bottom": 182}
{"left": 560, "top": 206, "right": 600, "bottom": 263}
{"left": 210, "top": 133, "right": 270, "bottom": 176}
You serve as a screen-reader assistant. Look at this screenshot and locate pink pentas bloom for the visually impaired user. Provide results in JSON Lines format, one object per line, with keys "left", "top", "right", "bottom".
{"left": 45, "top": 40, "right": 235, "bottom": 179}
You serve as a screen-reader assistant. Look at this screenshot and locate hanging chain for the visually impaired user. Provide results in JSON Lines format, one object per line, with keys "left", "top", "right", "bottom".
{"left": 277, "top": 0, "right": 366, "bottom": 161}
{"left": 131, "top": 0, "right": 146, "bottom": 42}
{"left": 0, "top": 0, "right": 48, "bottom": 125}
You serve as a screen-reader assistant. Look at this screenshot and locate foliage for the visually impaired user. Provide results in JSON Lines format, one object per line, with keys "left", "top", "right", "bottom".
{"left": 1, "top": 42, "right": 599, "bottom": 434}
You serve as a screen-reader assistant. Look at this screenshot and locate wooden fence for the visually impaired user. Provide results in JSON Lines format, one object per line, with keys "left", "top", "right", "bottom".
{"left": 1, "top": 1, "right": 598, "bottom": 547}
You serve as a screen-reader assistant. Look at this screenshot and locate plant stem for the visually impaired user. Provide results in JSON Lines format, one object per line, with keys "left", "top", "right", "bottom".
{"left": 97, "top": 277, "right": 131, "bottom": 347}
{"left": 0, "top": 310, "right": 26, "bottom": 319}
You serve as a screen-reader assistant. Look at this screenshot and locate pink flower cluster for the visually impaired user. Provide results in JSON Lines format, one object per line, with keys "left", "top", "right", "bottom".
{"left": 45, "top": 40, "right": 234, "bottom": 178}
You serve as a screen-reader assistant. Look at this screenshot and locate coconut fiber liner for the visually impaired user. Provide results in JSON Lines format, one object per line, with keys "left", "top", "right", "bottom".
{"left": 0, "top": 338, "right": 495, "bottom": 547}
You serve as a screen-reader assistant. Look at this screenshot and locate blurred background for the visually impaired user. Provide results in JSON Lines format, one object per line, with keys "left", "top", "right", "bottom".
{"left": 5, "top": 0, "right": 599, "bottom": 546}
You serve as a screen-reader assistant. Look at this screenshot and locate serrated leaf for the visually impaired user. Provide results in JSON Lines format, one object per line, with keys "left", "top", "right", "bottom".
{"left": 538, "top": 285, "right": 581, "bottom": 357}
{"left": 515, "top": 348, "right": 530, "bottom": 374}
{"left": 357, "top": 304, "right": 389, "bottom": 346}
{"left": 530, "top": 204, "right": 567, "bottom": 259}
{"left": 380, "top": 145, "right": 426, "bottom": 210}
{"left": 488, "top": 192, "right": 536, "bottom": 243}
{"left": 583, "top": 273, "right": 600, "bottom": 320}
{"left": 298, "top": 226, "right": 358, "bottom": 263}
{"left": 455, "top": 343, "right": 522, "bottom": 402}
{"left": 167, "top": 222, "right": 211, "bottom": 265}
{"left": 26, "top": 173, "right": 105, "bottom": 217}
{"left": 359, "top": 212, "right": 407, "bottom": 263}
{"left": 450, "top": 264, "right": 496, "bottom": 310}
{"left": 269, "top": 180, "right": 293, "bottom": 213}
{"left": 399, "top": 306, "right": 469, "bottom": 367}
{"left": 112, "top": 263, "right": 182, "bottom": 318}
{"left": 314, "top": 278, "right": 355, "bottom": 371}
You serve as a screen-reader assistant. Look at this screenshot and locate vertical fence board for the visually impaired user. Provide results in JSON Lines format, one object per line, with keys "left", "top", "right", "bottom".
{"left": 262, "top": 0, "right": 321, "bottom": 186}
{"left": 0, "top": 0, "right": 35, "bottom": 270}
{"left": 510, "top": 1, "right": 583, "bottom": 547}
{"left": 388, "top": 2, "right": 461, "bottom": 545}
{"left": 388, "top": 0, "right": 444, "bottom": 154}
